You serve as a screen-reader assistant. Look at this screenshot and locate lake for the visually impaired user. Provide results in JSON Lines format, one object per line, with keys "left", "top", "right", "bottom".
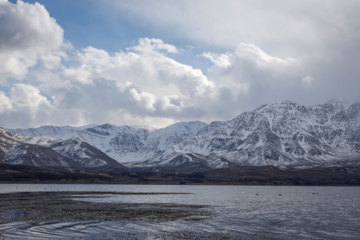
{"left": 0, "top": 184, "right": 359, "bottom": 239}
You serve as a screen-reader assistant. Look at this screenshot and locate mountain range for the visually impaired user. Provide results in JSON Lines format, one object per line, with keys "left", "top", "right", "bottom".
{"left": 1, "top": 99, "right": 359, "bottom": 172}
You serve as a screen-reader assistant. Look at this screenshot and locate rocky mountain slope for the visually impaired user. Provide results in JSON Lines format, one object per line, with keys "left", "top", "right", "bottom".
{"left": 0, "top": 128, "right": 24, "bottom": 160}
{"left": 50, "top": 138, "right": 125, "bottom": 169}
{"left": 12, "top": 121, "right": 213, "bottom": 163}
{"left": 6, "top": 99, "right": 360, "bottom": 171}
{"left": 3, "top": 144, "right": 80, "bottom": 169}
{"left": 138, "top": 100, "right": 360, "bottom": 169}
{"left": 0, "top": 128, "right": 126, "bottom": 170}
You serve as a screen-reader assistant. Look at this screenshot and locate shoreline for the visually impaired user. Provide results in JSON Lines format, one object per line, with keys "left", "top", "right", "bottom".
{"left": 1, "top": 181, "right": 360, "bottom": 186}
{"left": 1, "top": 164, "right": 360, "bottom": 186}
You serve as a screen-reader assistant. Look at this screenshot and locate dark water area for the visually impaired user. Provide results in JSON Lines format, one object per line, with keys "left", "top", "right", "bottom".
{"left": 0, "top": 184, "right": 359, "bottom": 239}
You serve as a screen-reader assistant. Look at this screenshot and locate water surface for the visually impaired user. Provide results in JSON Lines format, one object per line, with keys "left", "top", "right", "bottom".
{"left": 0, "top": 184, "right": 359, "bottom": 239}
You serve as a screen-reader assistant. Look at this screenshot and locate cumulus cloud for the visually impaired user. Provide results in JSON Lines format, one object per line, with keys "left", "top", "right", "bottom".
{"left": 9, "top": 84, "right": 51, "bottom": 111}
{"left": 40, "top": 50, "right": 67, "bottom": 70}
{"left": 158, "top": 95, "right": 184, "bottom": 111}
{"left": 56, "top": 38, "right": 216, "bottom": 116}
{"left": 49, "top": 39, "right": 314, "bottom": 125}
{"left": 200, "top": 42, "right": 320, "bottom": 113}
{"left": 129, "top": 88, "right": 156, "bottom": 111}
{"left": 202, "top": 52, "right": 231, "bottom": 68}
{"left": 0, "top": 0, "right": 64, "bottom": 80}
{"left": 62, "top": 66, "right": 93, "bottom": 85}
{"left": 0, "top": 37, "right": 216, "bottom": 128}
{"left": 0, "top": 91, "right": 12, "bottom": 113}
{"left": 128, "top": 37, "right": 178, "bottom": 54}
{"left": 1, "top": 0, "right": 360, "bottom": 129}
{"left": 107, "top": 0, "right": 360, "bottom": 107}
{"left": 0, "top": 34, "right": 356, "bottom": 128}
{"left": 0, "top": 84, "right": 53, "bottom": 128}
{"left": 234, "top": 43, "right": 295, "bottom": 66}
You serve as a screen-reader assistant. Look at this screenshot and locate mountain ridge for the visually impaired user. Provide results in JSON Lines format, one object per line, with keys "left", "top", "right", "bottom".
{"left": 3, "top": 99, "right": 360, "bottom": 171}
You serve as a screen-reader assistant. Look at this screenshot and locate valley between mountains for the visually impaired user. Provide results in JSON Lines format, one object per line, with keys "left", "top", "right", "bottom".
{"left": 1, "top": 99, "right": 360, "bottom": 184}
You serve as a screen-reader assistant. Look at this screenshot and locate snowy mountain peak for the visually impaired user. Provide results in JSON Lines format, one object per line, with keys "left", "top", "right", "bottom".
{"left": 135, "top": 100, "right": 360, "bottom": 169}
{"left": 3, "top": 100, "right": 360, "bottom": 171}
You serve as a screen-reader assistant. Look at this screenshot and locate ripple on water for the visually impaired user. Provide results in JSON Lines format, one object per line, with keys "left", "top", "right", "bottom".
{"left": 0, "top": 221, "right": 288, "bottom": 240}
{"left": 0, "top": 185, "right": 359, "bottom": 239}
{"left": 1, "top": 210, "right": 27, "bottom": 219}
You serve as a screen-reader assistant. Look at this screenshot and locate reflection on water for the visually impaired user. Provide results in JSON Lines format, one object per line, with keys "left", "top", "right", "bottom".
{"left": 0, "top": 184, "right": 360, "bottom": 239}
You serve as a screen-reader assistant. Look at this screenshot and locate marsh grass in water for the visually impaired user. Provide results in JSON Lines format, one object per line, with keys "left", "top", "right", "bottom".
{"left": 0, "top": 191, "right": 212, "bottom": 224}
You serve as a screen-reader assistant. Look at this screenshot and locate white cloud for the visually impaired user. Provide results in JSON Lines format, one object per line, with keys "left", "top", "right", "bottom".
{"left": 203, "top": 43, "right": 295, "bottom": 74}
{"left": 159, "top": 95, "right": 184, "bottom": 111}
{"left": 59, "top": 38, "right": 216, "bottom": 108}
{"left": 0, "top": 38, "right": 216, "bottom": 128}
{"left": 201, "top": 42, "right": 319, "bottom": 112}
{"left": 78, "top": 46, "right": 111, "bottom": 67}
{"left": 129, "top": 88, "right": 156, "bottom": 111}
{"left": 235, "top": 43, "right": 295, "bottom": 66}
{"left": 107, "top": 0, "right": 360, "bottom": 107}
{"left": 1, "top": 0, "right": 360, "bottom": 129}
{"left": 0, "top": 84, "right": 53, "bottom": 128}
{"left": 207, "top": 42, "right": 299, "bottom": 84}
{"left": 109, "top": 1, "right": 360, "bottom": 54}
{"left": 0, "top": 0, "right": 64, "bottom": 80}
{"left": 0, "top": 35, "right": 342, "bottom": 128}
{"left": 9, "top": 84, "right": 51, "bottom": 111}
{"left": 202, "top": 52, "right": 231, "bottom": 68}
{"left": 0, "top": 91, "right": 12, "bottom": 113}
{"left": 49, "top": 39, "right": 311, "bottom": 125}
{"left": 128, "top": 37, "right": 178, "bottom": 54}
{"left": 62, "top": 66, "right": 93, "bottom": 85}
{"left": 40, "top": 51, "right": 66, "bottom": 70}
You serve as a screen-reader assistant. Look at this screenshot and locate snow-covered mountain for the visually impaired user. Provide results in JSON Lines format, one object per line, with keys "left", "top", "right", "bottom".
{"left": 50, "top": 138, "right": 126, "bottom": 169}
{"left": 139, "top": 99, "right": 360, "bottom": 169}
{"left": 6, "top": 99, "right": 360, "bottom": 171}
{"left": 0, "top": 127, "right": 126, "bottom": 169}
{"left": 0, "top": 128, "right": 78, "bottom": 168}
{"left": 3, "top": 144, "right": 80, "bottom": 169}
{"left": 12, "top": 124, "right": 149, "bottom": 162}
{"left": 11, "top": 121, "right": 214, "bottom": 163}
{"left": 0, "top": 128, "right": 24, "bottom": 160}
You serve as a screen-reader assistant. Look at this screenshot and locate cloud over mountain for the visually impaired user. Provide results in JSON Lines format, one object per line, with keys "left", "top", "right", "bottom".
{"left": 0, "top": 0, "right": 359, "bottom": 129}
{"left": 0, "top": 0, "right": 64, "bottom": 80}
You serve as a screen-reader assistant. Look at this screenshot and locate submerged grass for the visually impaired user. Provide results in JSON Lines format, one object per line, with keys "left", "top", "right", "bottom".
{"left": 0, "top": 191, "right": 212, "bottom": 224}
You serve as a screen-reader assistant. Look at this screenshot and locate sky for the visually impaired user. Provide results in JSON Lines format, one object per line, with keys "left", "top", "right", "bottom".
{"left": 1, "top": 0, "right": 360, "bottom": 129}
